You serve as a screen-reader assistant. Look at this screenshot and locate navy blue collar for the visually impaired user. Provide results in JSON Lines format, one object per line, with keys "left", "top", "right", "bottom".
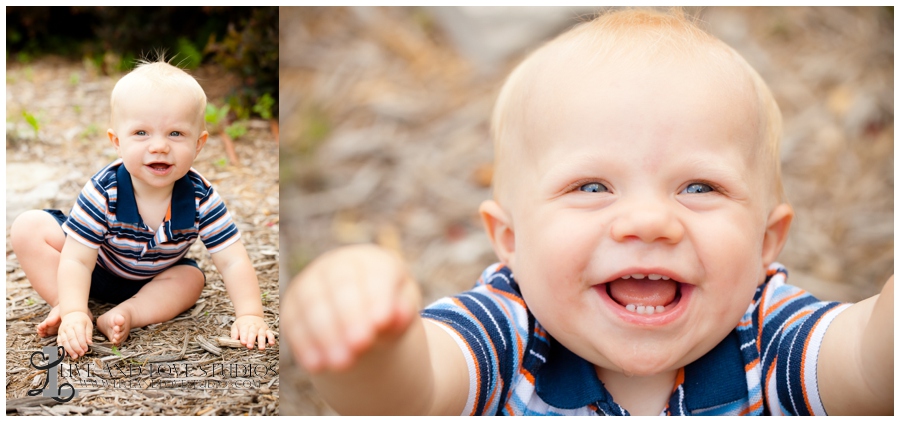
{"left": 534, "top": 330, "right": 747, "bottom": 414}
{"left": 115, "top": 163, "right": 195, "bottom": 230}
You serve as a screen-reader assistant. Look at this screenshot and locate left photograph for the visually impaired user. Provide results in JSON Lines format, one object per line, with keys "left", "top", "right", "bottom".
{"left": 6, "top": 7, "right": 280, "bottom": 415}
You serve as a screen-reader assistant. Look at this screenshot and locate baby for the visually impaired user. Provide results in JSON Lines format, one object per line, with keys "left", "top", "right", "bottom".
{"left": 283, "top": 9, "right": 893, "bottom": 416}
{"left": 11, "top": 60, "right": 276, "bottom": 359}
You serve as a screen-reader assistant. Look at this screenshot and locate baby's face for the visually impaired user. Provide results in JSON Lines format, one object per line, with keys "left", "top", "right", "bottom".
{"left": 108, "top": 84, "right": 207, "bottom": 192}
{"left": 503, "top": 55, "right": 776, "bottom": 377}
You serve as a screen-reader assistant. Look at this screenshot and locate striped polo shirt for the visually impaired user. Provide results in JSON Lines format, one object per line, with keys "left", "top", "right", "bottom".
{"left": 421, "top": 263, "right": 849, "bottom": 416}
{"left": 63, "top": 159, "right": 240, "bottom": 280}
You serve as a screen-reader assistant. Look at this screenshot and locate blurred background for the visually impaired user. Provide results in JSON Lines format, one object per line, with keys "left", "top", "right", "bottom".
{"left": 278, "top": 6, "right": 894, "bottom": 415}
{"left": 6, "top": 7, "right": 279, "bottom": 415}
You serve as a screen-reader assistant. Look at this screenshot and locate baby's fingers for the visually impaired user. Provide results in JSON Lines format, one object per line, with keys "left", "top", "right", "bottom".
{"left": 255, "top": 327, "right": 268, "bottom": 350}
{"left": 307, "top": 294, "right": 350, "bottom": 370}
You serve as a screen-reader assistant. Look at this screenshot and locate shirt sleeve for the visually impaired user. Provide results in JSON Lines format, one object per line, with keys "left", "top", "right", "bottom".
{"left": 62, "top": 179, "right": 110, "bottom": 249}
{"left": 755, "top": 270, "right": 850, "bottom": 416}
{"left": 197, "top": 186, "right": 241, "bottom": 253}
{"left": 420, "top": 264, "right": 532, "bottom": 415}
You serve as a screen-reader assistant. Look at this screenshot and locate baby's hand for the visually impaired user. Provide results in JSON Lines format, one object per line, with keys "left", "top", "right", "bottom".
{"left": 284, "top": 244, "right": 421, "bottom": 374}
{"left": 231, "top": 315, "right": 276, "bottom": 350}
{"left": 57, "top": 311, "right": 93, "bottom": 359}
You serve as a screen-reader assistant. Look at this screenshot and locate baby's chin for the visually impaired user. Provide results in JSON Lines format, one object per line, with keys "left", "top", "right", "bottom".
{"left": 596, "top": 354, "right": 683, "bottom": 379}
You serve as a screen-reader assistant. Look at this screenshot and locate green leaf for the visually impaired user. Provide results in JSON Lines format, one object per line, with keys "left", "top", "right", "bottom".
{"left": 176, "top": 37, "right": 203, "bottom": 70}
{"left": 251, "top": 93, "right": 274, "bottom": 120}
{"left": 224, "top": 121, "right": 248, "bottom": 140}
{"left": 22, "top": 111, "right": 39, "bottom": 134}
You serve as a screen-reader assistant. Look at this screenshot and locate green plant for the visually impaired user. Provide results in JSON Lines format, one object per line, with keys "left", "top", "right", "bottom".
{"left": 252, "top": 93, "right": 274, "bottom": 120}
{"left": 175, "top": 37, "right": 203, "bottom": 70}
{"left": 213, "top": 157, "right": 228, "bottom": 169}
{"left": 224, "top": 120, "right": 248, "bottom": 140}
{"left": 22, "top": 110, "right": 40, "bottom": 135}
{"left": 69, "top": 72, "right": 80, "bottom": 85}
{"left": 16, "top": 51, "right": 32, "bottom": 64}
{"left": 205, "top": 103, "right": 230, "bottom": 131}
{"left": 25, "top": 297, "right": 35, "bottom": 306}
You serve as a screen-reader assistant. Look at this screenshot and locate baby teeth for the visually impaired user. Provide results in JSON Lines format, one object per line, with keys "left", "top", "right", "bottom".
{"left": 623, "top": 273, "right": 670, "bottom": 280}
{"left": 624, "top": 304, "right": 668, "bottom": 315}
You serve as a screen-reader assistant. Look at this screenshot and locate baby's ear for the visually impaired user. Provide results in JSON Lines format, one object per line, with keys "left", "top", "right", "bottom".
{"left": 479, "top": 200, "right": 516, "bottom": 267}
{"left": 107, "top": 129, "right": 119, "bottom": 148}
{"left": 761, "top": 203, "right": 793, "bottom": 270}
{"left": 195, "top": 131, "right": 209, "bottom": 155}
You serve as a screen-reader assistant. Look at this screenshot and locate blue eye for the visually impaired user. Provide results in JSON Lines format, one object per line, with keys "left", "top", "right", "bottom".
{"left": 169, "top": 131, "right": 182, "bottom": 137}
{"left": 682, "top": 183, "right": 714, "bottom": 194}
{"left": 136, "top": 130, "right": 147, "bottom": 136}
{"left": 579, "top": 182, "right": 609, "bottom": 193}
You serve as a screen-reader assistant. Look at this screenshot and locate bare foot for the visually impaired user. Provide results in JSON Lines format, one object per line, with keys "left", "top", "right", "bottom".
{"left": 38, "top": 306, "right": 94, "bottom": 337}
{"left": 96, "top": 306, "right": 134, "bottom": 345}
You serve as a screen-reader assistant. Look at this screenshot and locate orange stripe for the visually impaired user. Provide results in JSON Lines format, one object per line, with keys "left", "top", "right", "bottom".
{"left": 745, "top": 358, "right": 759, "bottom": 373}
{"left": 671, "top": 367, "right": 685, "bottom": 393}
{"left": 799, "top": 309, "right": 829, "bottom": 414}
{"left": 448, "top": 298, "right": 486, "bottom": 415}
{"left": 784, "top": 310, "right": 812, "bottom": 329}
{"left": 764, "top": 291, "right": 805, "bottom": 320}
{"left": 740, "top": 398, "right": 763, "bottom": 415}
{"left": 764, "top": 356, "right": 776, "bottom": 411}
{"left": 520, "top": 368, "right": 535, "bottom": 384}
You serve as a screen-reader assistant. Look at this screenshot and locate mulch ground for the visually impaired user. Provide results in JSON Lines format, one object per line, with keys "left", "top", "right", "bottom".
{"left": 6, "top": 58, "right": 280, "bottom": 415}
{"left": 278, "top": 7, "right": 893, "bottom": 415}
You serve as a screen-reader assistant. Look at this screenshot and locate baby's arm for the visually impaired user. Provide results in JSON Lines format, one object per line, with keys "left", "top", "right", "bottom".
{"left": 818, "top": 275, "right": 893, "bottom": 415}
{"left": 283, "top": 244, "right": 469, "bottom": 415}
{"left": 56, "top": 236, "right": 99, "bottom": 359}
{"left": 210, "top": 240, "right": 276, "bottom": 350}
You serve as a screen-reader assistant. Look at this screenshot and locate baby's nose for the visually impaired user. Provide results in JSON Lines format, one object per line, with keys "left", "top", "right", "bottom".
{"left": 147, "top": 136, "right": 170, "bottom": 152}
{"left": 609, "top": 199, "right": 684, "bottom": 244}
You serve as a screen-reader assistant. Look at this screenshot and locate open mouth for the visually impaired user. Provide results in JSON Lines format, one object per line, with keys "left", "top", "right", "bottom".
{"left": 146, "top": 163, "right": 172, "bottom": 174}
{"left": 597, "top": 272, "right": 691, "bottom": 323}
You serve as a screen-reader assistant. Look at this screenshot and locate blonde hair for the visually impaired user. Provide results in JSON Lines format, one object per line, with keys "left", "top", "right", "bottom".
{"left": 110, "top": 58, "right": 208, "bottom": 130}
{"left": 490, "top": 8, "right": 784, "bottom": 207}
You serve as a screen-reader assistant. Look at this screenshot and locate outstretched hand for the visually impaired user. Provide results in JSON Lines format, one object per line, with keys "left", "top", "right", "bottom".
{"left": 283, "top": 244, "right": 421, "bottom": 374}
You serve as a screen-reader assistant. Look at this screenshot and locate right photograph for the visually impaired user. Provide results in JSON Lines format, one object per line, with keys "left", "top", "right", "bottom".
{"left": 279, "top": 7, "right": 893, "bottom": 416}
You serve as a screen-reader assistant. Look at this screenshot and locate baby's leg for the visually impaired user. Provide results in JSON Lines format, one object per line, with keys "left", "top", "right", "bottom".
{"left": 96, "top": 265, "right": 205, "bottom": 345}
{"left": 11, "top": 210, "right": 68, "bottom": 336}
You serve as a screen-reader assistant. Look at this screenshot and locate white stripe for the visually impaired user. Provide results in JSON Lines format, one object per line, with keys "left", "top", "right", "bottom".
{"left": 803, "top": 304, "right": 851, "bottom": 416}
{"left": 427, "top": 320, "right": 478, "bottom": 416}
{"left": 528, "top": 349, "right": 546, "bottom": 363}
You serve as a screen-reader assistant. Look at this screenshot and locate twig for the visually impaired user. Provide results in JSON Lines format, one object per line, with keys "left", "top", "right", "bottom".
{"left": 195, "top": 335, "right": 222, "bottom": 356}
{"left": 215, "top": 337, "right": 244, "bottom": 348}
{"left": 220, "top": 132, "right": 239, "bottom": 167}
{"left": 270, "top": 120, "right": 279, "bottom": 144}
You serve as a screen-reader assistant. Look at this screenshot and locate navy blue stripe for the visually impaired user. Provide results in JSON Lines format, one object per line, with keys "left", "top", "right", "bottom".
{"left": 778, "top": 302, "right": 839, "bottom": 415}
{"left": 421, "top": 308, "right": 493, "bottom": 415}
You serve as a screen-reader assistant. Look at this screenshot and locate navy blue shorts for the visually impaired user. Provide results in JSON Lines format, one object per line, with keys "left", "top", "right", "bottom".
{"left": 44, "top": 209, "right": 204, "bottom": 304}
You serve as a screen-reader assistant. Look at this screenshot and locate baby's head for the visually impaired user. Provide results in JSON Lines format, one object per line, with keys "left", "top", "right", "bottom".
{"left": 110, "top": 60, "right": 208, "bottom": 133}
{"left": 107, "top": 60, "right": 209, "bottom": 188}
{"left": 480, "top": 8, "right": 794, "bottom": 378}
